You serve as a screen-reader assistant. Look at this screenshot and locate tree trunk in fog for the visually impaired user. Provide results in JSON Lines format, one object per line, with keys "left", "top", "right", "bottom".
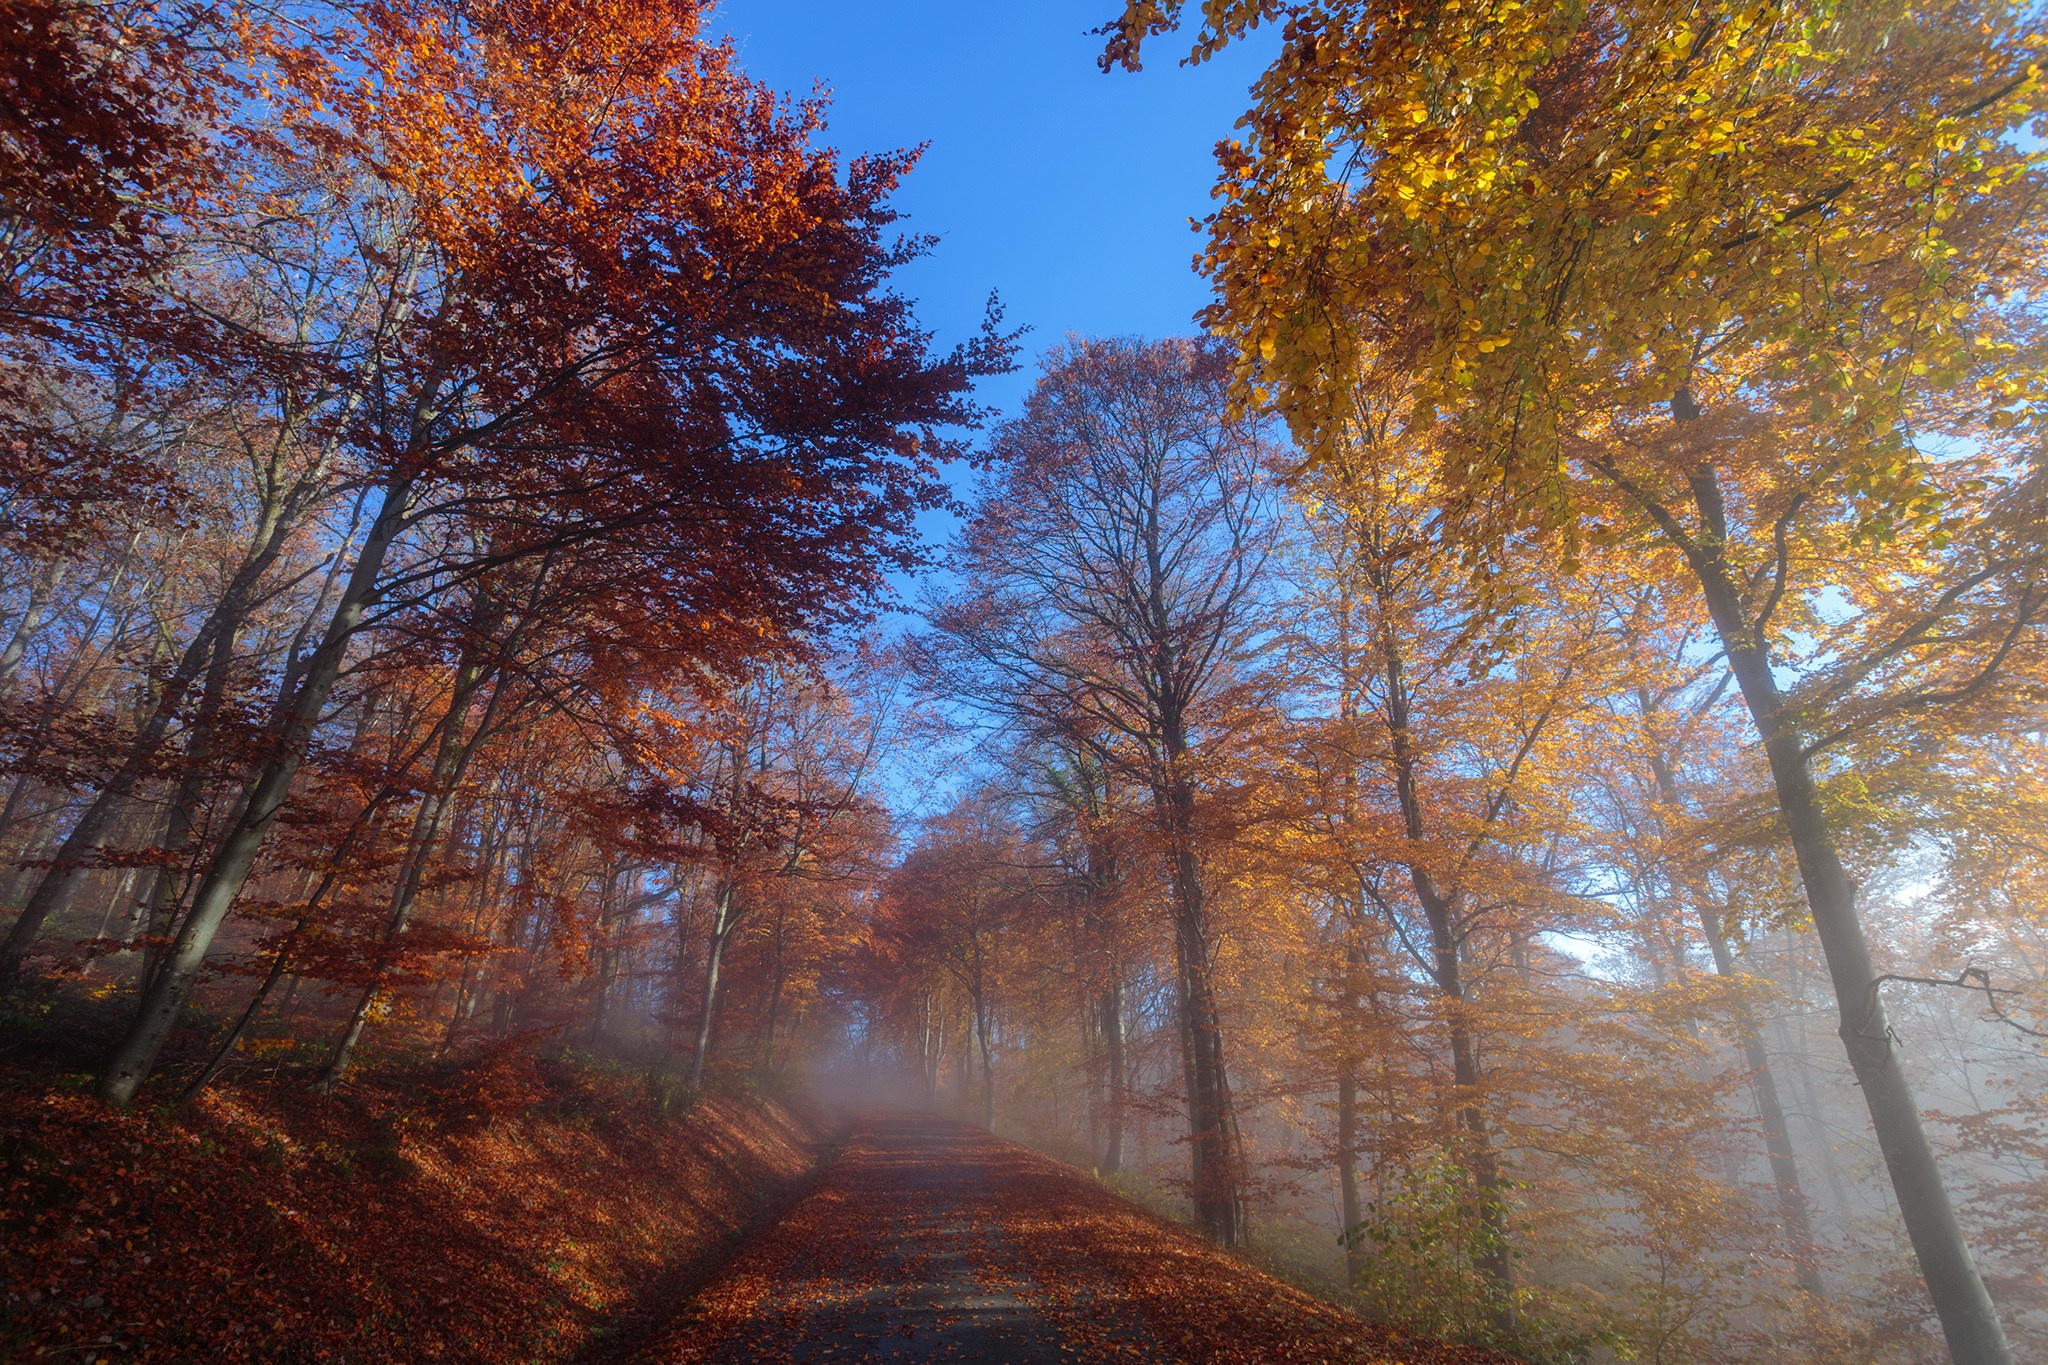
{"left": 976, "top": 992, "right": 995, "bottom": 1131}
{"left": 758, "top": 905, "right": 788, "bottom": 1070}
{"left": 1774, "top": 972, "right": 1853, "bottom": 1213}
{"left": 688, "top": 879, "right": 737, "bottom": 1091}
{"left": 179, "top": 927, "right": 300, "bottom": 1106}
{"left": 1084, "top": 817, "right": 1126, "bottom": 1175}
{"left": 1335, "top": 935, "right": 1367, "bottom": 1287}
{"left": 1697, "top": 898, "right": 1827, "bottom": 1297}
{"left": 1335, "top": 1060, "right": 1365, "bottom": 1287}
{"left": 1419, "top": 896, "right": 1514, "bottom": 1333}
{"left": 1621, "top": 436, "right": 2011, "bottom": 1364}
{"left": 1159, "top": 731, "right": 1240, "bottom": 1246}
{"left": 0, "top": 500, "right": 299, "bottom": 994}
{"left": 98, "top": 474, "right": 416, "bottom": 1106}
{"left": 958, "top": 1027, "right": 972, "bottom": 1110}
{"left": 1100, "top": 979, "right": 1126, "bottom": 1174}
{"left": 920, "top": 993, "right": 944, "bottom": 1108}
{"left": 316, "top": 643, "right": 498, "bottom": 1092}
{"left": 588, "top": 866, "right": 626, "bottom": 1048}
{"left": 442, "top": 813, "right": 510, "bottom": 1056}
{"left": 137, "top": 621, "right": 243, "bottom": 993}
{"left": 1644, "top": 738, "right": 1827, "bottom": 1297}
{"left": 1383, "top": 624, "right": 1516, "bottom": 1333}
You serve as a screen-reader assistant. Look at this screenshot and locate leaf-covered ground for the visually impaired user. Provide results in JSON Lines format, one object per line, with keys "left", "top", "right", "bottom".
{"left": 7, "top": 1082, "right": 1517, "bottom": 1365}
{"left": 0, "top": 1056, "right": 830, "bottom": 1362}
{"left": 633, "top": 1114, "right": 1517, "bottom": 1365}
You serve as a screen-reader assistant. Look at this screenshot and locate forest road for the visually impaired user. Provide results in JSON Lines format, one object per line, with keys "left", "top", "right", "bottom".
{"left": 629, "top": 1113, "right": 1169, "bottom": 1363}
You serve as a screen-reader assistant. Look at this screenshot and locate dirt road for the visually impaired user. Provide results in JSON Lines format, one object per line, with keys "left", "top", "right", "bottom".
{"left": 621, "top": 1114, "right": 1509, "bottom": 1365}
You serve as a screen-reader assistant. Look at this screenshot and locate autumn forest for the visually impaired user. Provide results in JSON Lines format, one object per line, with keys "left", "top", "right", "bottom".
{"left": 3, "top": 2, "right": 2046, "bottom": 1363}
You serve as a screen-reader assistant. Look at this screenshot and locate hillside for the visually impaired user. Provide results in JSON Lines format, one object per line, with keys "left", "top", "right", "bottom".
{"left": 1, "top": 1057, "right": 832, "bottom": 1363}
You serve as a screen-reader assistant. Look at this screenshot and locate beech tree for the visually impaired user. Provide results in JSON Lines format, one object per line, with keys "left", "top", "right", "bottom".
{"left": 924, "top": 336, "right": 1277, "bottom": 1243}
{"left": 1105, "top": 2, "right": 2045, "bottom": 1357}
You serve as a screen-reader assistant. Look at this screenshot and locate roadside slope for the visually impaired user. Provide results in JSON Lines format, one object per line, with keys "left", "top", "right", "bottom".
{"left": 1, "top": 1054, "right": 833, "bottom": 1363}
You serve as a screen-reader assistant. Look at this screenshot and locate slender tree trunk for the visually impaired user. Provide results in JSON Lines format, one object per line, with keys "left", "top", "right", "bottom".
{"left": 977, "top": 996, "right": 995, "bottom": 1130}
{"left": 1417, "top": 899, "right": 1515, "bottom": 1332}
{"left": 1335, "top": 941, "right": 1366, "bottom": 1287}
{"left": 1335, "top": 1064, "right": 1365, "bottom": 1285}
{"left": 923, "top": 998, "right": 943, "bottom": 1108}
{"left": 442, "top": 812, "right": 509, "bottom": 1056}
{"left": 1333, "top": 582, "right": 1369, "bottom": 1288}
{"left": 1100, "top": 979, "right": 1126, "bottom": 1174}
{"left": 1644, "top": 735, "right": 1827, "bottom": 1295}
{"left": 0, "top": 557, "right": 66, "bottom": 696}
{"left": 1084, "top": 819, "right": 1127, "bottom": 1175}
{"left": 1383, "top": 626, "right": 1516, "bottom": 1332}
{"left": 1673, "top": 456, "right": 2009, "bottom": 1364}
{"left": 1698, "top": 898, "right": 1828, "bottom": 1297}
{"left": 958, "top": 1022, "right": 972, "bottom": 1113}
{"left": 316, "top": 648, "right": 495, "bottom": 1091}
{"left": 138, "top": 621, "right": 243, "bottom": 993}
{"left": 760, "top": 956, "right": 786, "bottom": 1071}
{"left": 687, "top": 879, "right": 736, "bottom": 1090}
{"left": 178, "top": 929, "right": 300, "bottom": 1107}
{"left": 0, "top": 502, "right": 299, "bottom": 994}
{"left": 590, "top": 866, "right": 628, "bottom": 1049}
{"left": 97, "top": 474, "right": 415, "bottom": 1106}
{"left": 1160, "top": 757, "right": 1239, "bottom": 1245}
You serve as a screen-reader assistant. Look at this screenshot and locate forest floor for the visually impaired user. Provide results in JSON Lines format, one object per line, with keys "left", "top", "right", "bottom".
{"left": 5, "top": 1048, "right": 1509, "bottom": 1365}
{"left": 621, "top": 1113, "right": 1515, "bottom": 1365}
{"left": 0, "top": 1049, "right": 834, "bottom": 1363}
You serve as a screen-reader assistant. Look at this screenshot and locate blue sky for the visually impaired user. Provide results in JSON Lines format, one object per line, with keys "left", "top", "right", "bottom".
{"left": 706, "top": 5, "right": 1281, "bottom": 804}
{"left": 711, "top": 2, "right": 1278, "bottom": 424}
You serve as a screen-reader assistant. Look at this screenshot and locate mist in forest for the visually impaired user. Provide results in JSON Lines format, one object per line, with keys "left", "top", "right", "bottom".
{"left": 4, "top": 3, "right": 2046, "bottom": 1365}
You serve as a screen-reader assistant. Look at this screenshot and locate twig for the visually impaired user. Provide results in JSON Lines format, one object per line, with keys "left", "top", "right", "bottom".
{"left": 1868, "top": 966, "right": 2046, "bottom": 1040}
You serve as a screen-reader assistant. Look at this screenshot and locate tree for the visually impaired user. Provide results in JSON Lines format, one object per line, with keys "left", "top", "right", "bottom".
{"left": 875, "top": 798, "right": 1036, "bottom": 1130}
{"left": 1105, "top": 3, "right": 2046, "bottom": 1356}
{"left": 58, "top": 0, "right": 1001, "bottom": 1105}
{"left": 925, "top": 336, "right": 1278, "bottom": 1244}
{"left": 0, "top": 0, "right": 240, "bottom": 536}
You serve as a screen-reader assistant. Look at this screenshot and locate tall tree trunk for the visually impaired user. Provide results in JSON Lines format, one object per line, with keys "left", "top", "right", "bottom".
{"left": 1335, "top": 937, "right": 1367, "bottom": 1288}
{"left": 687, "top": 878, "right": 736, "bottom": 1090}
{"left": 137, "top": 620, "right": 243, "bottom": 993}
{"left": 0, "top": 498, "right": 302, "bottom": 993}
{"left": 1644, "top": 734, "right": 1827, "bottom": 1295}
{"left": 316, "top": 645, "right": 497, "bottom": 1092}
{"left": 1776, "top": 937, "right": 1854, "bottom": 1214}
{"left": 976, "top": 990, "right": 995, "bottom": 1131}
{"left": 1160, "top": 750, "right": 1240, "bottom": 1246}
{"left": 96, "top": 473, "right": 416, "bottom": 1106}
{"left": 177, "top": 924, "right": 303, "bottom": 1107}
{"left": 587, "top": 865, "right": 624, "bottom": 1048}
{"left": 922, "top": 995, "right": 943, "bottom": 1108}
{"left": 442, "top": 812, "right": 510, "bottom": 1056}
{"left": 1382, "top": 622, "right": 1516, "bottom": 1333}
{"left": 1100, "top": 978, "right": 1126, "bottom": 1175}
{"left": 1670, "top": 453, "right": 2009, "bottom": 1364}
{"left": 1417, "top": 894, "right": 1515, "bottom": 1335}
{"left": 1335, "top": 1058, "right": 1365, "bottom": 1287}
{"left": 1084, "top": 819, "right": 1127, "bottom": 1175}
{"left": 1698, "top": 898, "right": 1828, "bottom": 1297}
{"left": 0, "top": 556, "right": 66, "bottom": 696}
{"left": 759, "top": 922, "right": 787, "bottom": 1072}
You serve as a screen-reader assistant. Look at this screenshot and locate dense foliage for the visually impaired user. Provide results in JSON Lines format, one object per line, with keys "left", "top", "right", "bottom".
{"left": 2, "top": 3, "right": 2044, "bottom": 1365}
